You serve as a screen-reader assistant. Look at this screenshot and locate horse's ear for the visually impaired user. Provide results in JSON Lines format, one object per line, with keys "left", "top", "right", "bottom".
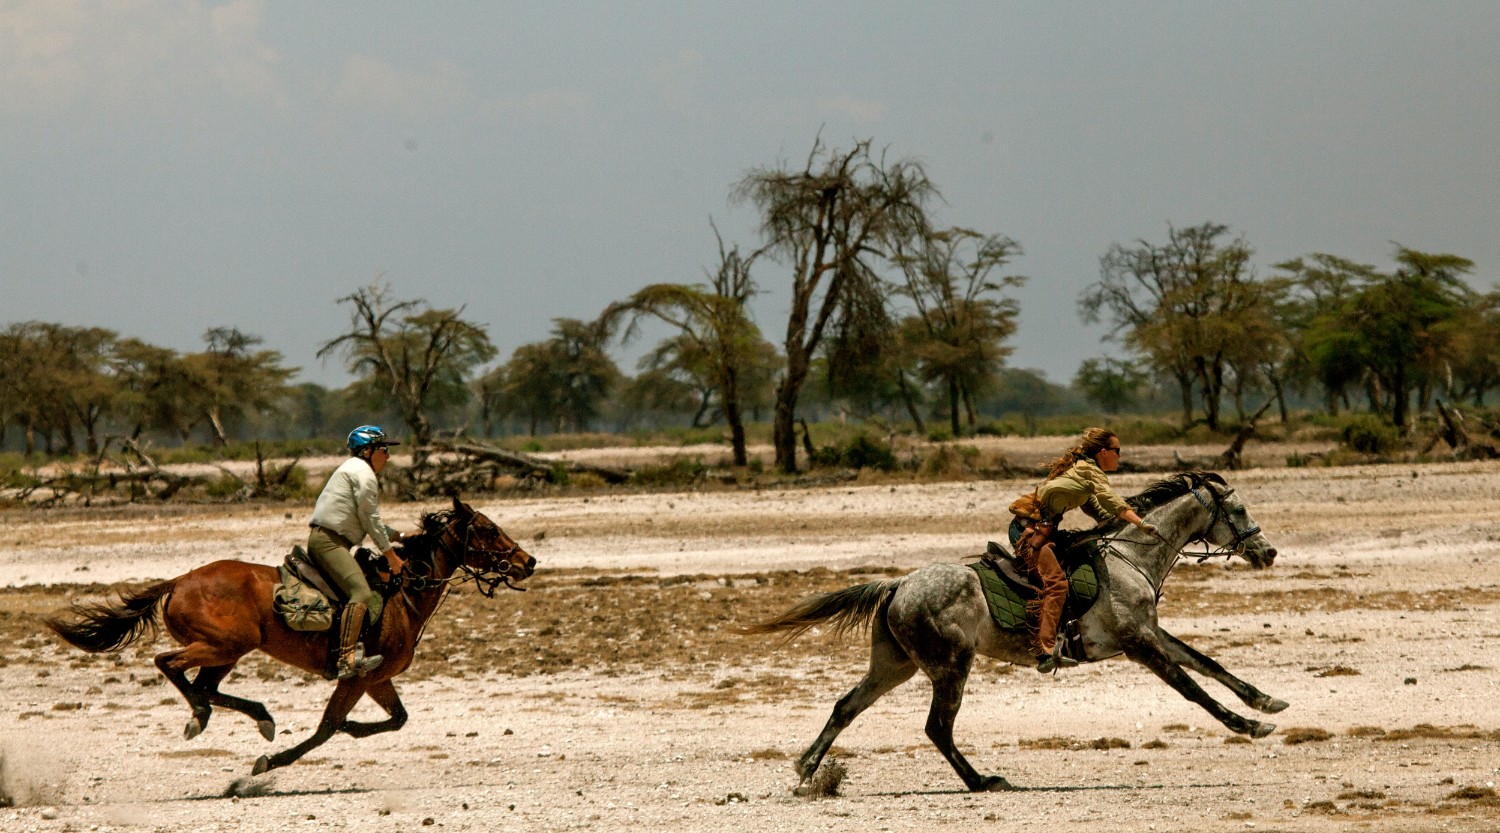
{"left": 451, "top": 494, "right": 472, "bottom": 516}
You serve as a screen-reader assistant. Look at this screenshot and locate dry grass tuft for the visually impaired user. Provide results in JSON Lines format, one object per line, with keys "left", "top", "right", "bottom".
{"left": 1446, "top": 785, "right": 1500, "bottom": 803}
{"left": 1019, "top": 736, "right": 1075, "bottom": 750}
{"left": 1337, "top": 789, "right": 1386, "bottom": 800}
{"left": 1347, "top": 725, "right": 1386, "bottom": 737}
{"left": 1312, "top": 665, "right": 1360, "bottom": 677}
{"left": 748, "top": 748, "right": 787, "bottom": 761}
{"left": 1379, "top": 723, "right": 1500, "bottom": 742}
{"left": 1140, "top": 739, "right": 1168, "bottom": 749}
{"left": 1283, "top": 727, "right": 1333, "bottom": 745}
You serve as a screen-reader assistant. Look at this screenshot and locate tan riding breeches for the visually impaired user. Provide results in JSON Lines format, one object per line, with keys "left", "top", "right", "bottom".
{"left": 1018, "top": 528, "right": 1068, "bottom": 655}
{"left": 307, "top": 526, "right": 381, "bottom": 625}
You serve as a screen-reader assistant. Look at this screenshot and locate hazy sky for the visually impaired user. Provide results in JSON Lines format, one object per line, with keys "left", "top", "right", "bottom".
{"left": 4, "top": 1, "right": 1498, "bottom": 388}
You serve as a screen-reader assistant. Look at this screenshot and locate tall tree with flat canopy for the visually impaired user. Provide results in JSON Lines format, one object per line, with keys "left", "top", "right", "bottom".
{"left": 895, "top": 228, "right": 1025, "bottom": 436}
{"left": 734, "top": 138, "right": 936, "bottom": 472}
{"left": 596, "top": 225, "right": 773, "bottom": 466}
{"left": 319, "top": 284, "right": 496, "bottom": 463}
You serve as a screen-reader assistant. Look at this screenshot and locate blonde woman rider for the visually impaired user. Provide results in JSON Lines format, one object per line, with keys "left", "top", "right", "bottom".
{"left": 1008, "top": 427, "right": 1157, "bottom": 673}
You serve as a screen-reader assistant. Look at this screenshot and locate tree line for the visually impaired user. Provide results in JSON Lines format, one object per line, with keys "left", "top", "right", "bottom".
{"left": 3, "top": 138, "right": 1495, "bottom": 472}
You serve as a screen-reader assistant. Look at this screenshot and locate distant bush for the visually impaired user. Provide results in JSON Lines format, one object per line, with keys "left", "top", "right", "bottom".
{"left": 631, "top": 458, "right": 708, "bottom": 487}
{"left": 1340, "top": 415, "right": 1400, "bottom": 454}
{"left": 810, "top": 433, "right": 896, "bottom": 471}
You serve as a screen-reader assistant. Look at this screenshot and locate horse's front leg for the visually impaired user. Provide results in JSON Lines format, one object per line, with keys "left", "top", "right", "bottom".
{"left": 1158, "top": 628, "right": 1288, "bottom": 714}
{"left": 252, "top": 680, "right": 366, "bottom": 775}
{"left": 339, "top": 679, "right": 408, "bottom": 739}
{"left": 1122, "top": 629, "right": 1275, "bottom": 739}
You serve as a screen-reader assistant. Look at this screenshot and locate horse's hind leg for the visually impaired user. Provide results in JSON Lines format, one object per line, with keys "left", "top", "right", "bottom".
{"left": 339, "top": 680, "right": 407, "bottom": 738}
{"left": 193, "top": 664, "right": 278, "bottom": 741}
{"left": 155, "top": 643, "right": 245, "bottom": 741}
{"left": 921, "top": 653, "right": 1013, "bottom": 792}
{"left": 794, "top": 620, "right": 916, "bottom": 794}
{"left": 1159, "top": 628, "right": 1288, "bottom": 714}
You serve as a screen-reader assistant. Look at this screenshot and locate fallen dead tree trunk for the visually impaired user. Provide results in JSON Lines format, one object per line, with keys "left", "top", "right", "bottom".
{"left": 1425, "top": 400, "right": 1500, "bottom": 460}
{"left": 387, "top": 438, "right": 633, "bottom": 498}
{"left": 428, "top": 439, "right": 631, "bottom": 484}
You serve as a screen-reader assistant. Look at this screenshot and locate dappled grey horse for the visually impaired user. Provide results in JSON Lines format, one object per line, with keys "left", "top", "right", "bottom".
{"left": 741, "top": 471, "right": 1284, "bottom": 793}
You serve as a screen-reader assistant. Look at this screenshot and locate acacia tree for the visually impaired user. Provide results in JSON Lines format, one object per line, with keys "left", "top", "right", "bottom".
{"left": 596, "top": 226, "right": 773, "bottom": 465}
{"left": 734, "top": 138, "right": 936, "bottom": 472}
{"left": 1074, "top": 357, "right": 1149, "bottom": 414}
{"left": 485, "top": 319, "right": 619, "bottom": 436}
{"left": 182, "top": 327, "right": 294, "bottom": 447}
{"left": 319, "top": 284, "right": 496, "bottom": 462}
{"left": 1452, "top": 289, "right": 1500, "bottom": 406}
{"left": 1272, "top": 254, "right": 1379, "bottom": 416}
{"left": 1341, "top": 248, "right": 1474, "bottom": 430}
{"left": 895, "top": 228, "right": 1024, "bottom": 436}
{"left": 1081, "top": 222, "right": 1268, "bottom": 430}
{"left": 0, "top": 323, "right": 120, "bottom": 455}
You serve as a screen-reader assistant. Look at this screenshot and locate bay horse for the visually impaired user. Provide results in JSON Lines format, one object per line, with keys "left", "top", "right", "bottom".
{"left": 44, "top": 495, "right": 535, "bottom": 776}
{"left": 741, "top": 472, "right": 1284, "bottom": 793}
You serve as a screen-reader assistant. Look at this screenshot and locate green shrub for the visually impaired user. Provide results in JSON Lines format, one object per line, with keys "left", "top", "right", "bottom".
{"left": 927, "top": 428, "right": 953, "bottom": 443}
{"left": 840, "top": 434, "right": 897, "bottom": 471}
{"left": 631, "top": 458, "right": 708, "bottom": 487}
{"left": 1340, "top": 415, "right": 1400, "bottom": 454}
{"left": 205, "top": 473, "right": 245, "bottom": 499}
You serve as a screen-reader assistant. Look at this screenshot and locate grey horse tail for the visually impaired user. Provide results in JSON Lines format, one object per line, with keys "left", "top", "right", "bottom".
{"left": 735, "top": 580, "right": 899, "bottom": 641}
{"left": 43, "top": 579, "right": 175, "bottom": 653}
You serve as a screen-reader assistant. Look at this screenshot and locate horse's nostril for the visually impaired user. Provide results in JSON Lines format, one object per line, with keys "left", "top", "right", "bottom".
{"left": 1265, "top": 548, "right": 1277, "bottom": 562}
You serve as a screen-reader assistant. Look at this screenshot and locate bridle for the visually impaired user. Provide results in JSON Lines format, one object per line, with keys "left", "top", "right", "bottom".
{"left": 1183, "top": 482, "right": 1262, "bottom": 561}
{"left": 400, "top": 513, "right": 530, "bottom": 598}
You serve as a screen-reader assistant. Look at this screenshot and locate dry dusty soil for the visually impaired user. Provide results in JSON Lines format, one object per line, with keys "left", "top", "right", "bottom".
{"left": 3, "top": 439, "right": 1500, "bottom": 832}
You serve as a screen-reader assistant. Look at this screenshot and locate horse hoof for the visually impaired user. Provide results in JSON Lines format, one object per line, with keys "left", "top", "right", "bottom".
{"left": 184, "top": 717, "right": 204, "bottom": 741}
{"left": 972, "top": 775, "right": 1016, "bottom": 792}
{"left": 1249, "top": 721, "right": 1276, "bottom": 739}
{"left": 1257, "top": 697, "right": 1290, "bottom": 714}
{"left": 252, "top": 755, "right": 272, "bottom": 776}
{"left": 257, "top": 720, "right": 276, "bottom": 741}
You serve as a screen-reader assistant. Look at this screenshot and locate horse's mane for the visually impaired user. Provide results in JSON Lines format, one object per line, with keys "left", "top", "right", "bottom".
{"left": 1127, "top": 470, "right": 1227, "bottom": 515}
{"left": 418, "top": 508, "right": 460, "bottom": 536}
{"left": 393, "top": 508, "right": 462, "bottom": 568}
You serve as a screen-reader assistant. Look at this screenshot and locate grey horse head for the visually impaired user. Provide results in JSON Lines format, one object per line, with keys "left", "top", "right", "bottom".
{"left": 1192, "top": 474, "right": 1277, "bottom": 569}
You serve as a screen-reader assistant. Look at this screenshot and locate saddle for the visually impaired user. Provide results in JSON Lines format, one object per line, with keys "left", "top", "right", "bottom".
{"left": 967, "top": 537, "right": 1106, "bottom": 665}
{"left": 273, "top": 545, "right": 395, "bottom": 632}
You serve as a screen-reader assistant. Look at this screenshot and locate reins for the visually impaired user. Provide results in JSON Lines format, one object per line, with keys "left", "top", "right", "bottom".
{"left": 393, "top": 512, "right": 530, "bottom": 647}
{"left": 1100, "top": 476, "right": 1262, "bottom": 595}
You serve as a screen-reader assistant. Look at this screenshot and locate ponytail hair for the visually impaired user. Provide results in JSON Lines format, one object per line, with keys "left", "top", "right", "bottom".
{"left": 1039, "top": 427, "right": 1117, "bottom": 480}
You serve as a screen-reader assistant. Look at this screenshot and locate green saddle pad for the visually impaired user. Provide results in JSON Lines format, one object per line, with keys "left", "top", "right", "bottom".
{"left": 967, "top": 557, "right": 1101, "bottom": 633}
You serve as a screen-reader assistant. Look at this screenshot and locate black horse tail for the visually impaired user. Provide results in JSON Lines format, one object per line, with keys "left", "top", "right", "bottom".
{"left": 735, "top": 580, "right": 899, "bottom": 641}
{"left": 44, "top": 579, "right": 176, "bottom": 653}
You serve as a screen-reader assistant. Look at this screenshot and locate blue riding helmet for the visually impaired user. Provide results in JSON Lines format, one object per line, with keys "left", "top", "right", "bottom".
{"left": 346, "top": 425, "right": 400, "bottom": 451}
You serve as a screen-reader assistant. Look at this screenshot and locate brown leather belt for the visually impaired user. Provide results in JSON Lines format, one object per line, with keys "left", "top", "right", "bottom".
{"left": 309, "top": 523, "right": 355, "bottom": 551}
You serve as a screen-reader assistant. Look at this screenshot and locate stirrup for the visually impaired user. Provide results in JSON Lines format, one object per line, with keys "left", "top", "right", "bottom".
{"left": 1036, "top": 640, "right": 1079, "bottom": 674}
{"left": 337, "top": 645, "right": 384, "bottom": 680}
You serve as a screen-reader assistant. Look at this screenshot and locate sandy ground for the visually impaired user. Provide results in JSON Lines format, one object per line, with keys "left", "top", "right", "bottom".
{"left": 3, "top": 442, "right": 1500, "bottom": 831}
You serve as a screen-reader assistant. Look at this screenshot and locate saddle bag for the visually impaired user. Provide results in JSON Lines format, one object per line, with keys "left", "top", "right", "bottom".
{"left": 1009, "top": 491, "right": 1044, "bottom": 522}
{"left": 273, "top": 548, "right": 336, "bottom": 632}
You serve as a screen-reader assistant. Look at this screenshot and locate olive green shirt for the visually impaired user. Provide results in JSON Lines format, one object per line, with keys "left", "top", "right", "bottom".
{"left": 1036, "top": 458, "right": 1131, "bottom": 523}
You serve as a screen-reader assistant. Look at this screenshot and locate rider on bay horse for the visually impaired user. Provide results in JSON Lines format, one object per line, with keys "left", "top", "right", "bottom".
{"left": 308, "top": 425, "right": 407, "bottom": 680}
{"left": 1008, "top": 427, "right": 1158, "bottom": 673}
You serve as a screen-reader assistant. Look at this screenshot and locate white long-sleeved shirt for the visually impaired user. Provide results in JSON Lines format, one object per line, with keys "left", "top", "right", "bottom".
{"left": 309, "top": 456, "right": 396, "bottom": 552}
